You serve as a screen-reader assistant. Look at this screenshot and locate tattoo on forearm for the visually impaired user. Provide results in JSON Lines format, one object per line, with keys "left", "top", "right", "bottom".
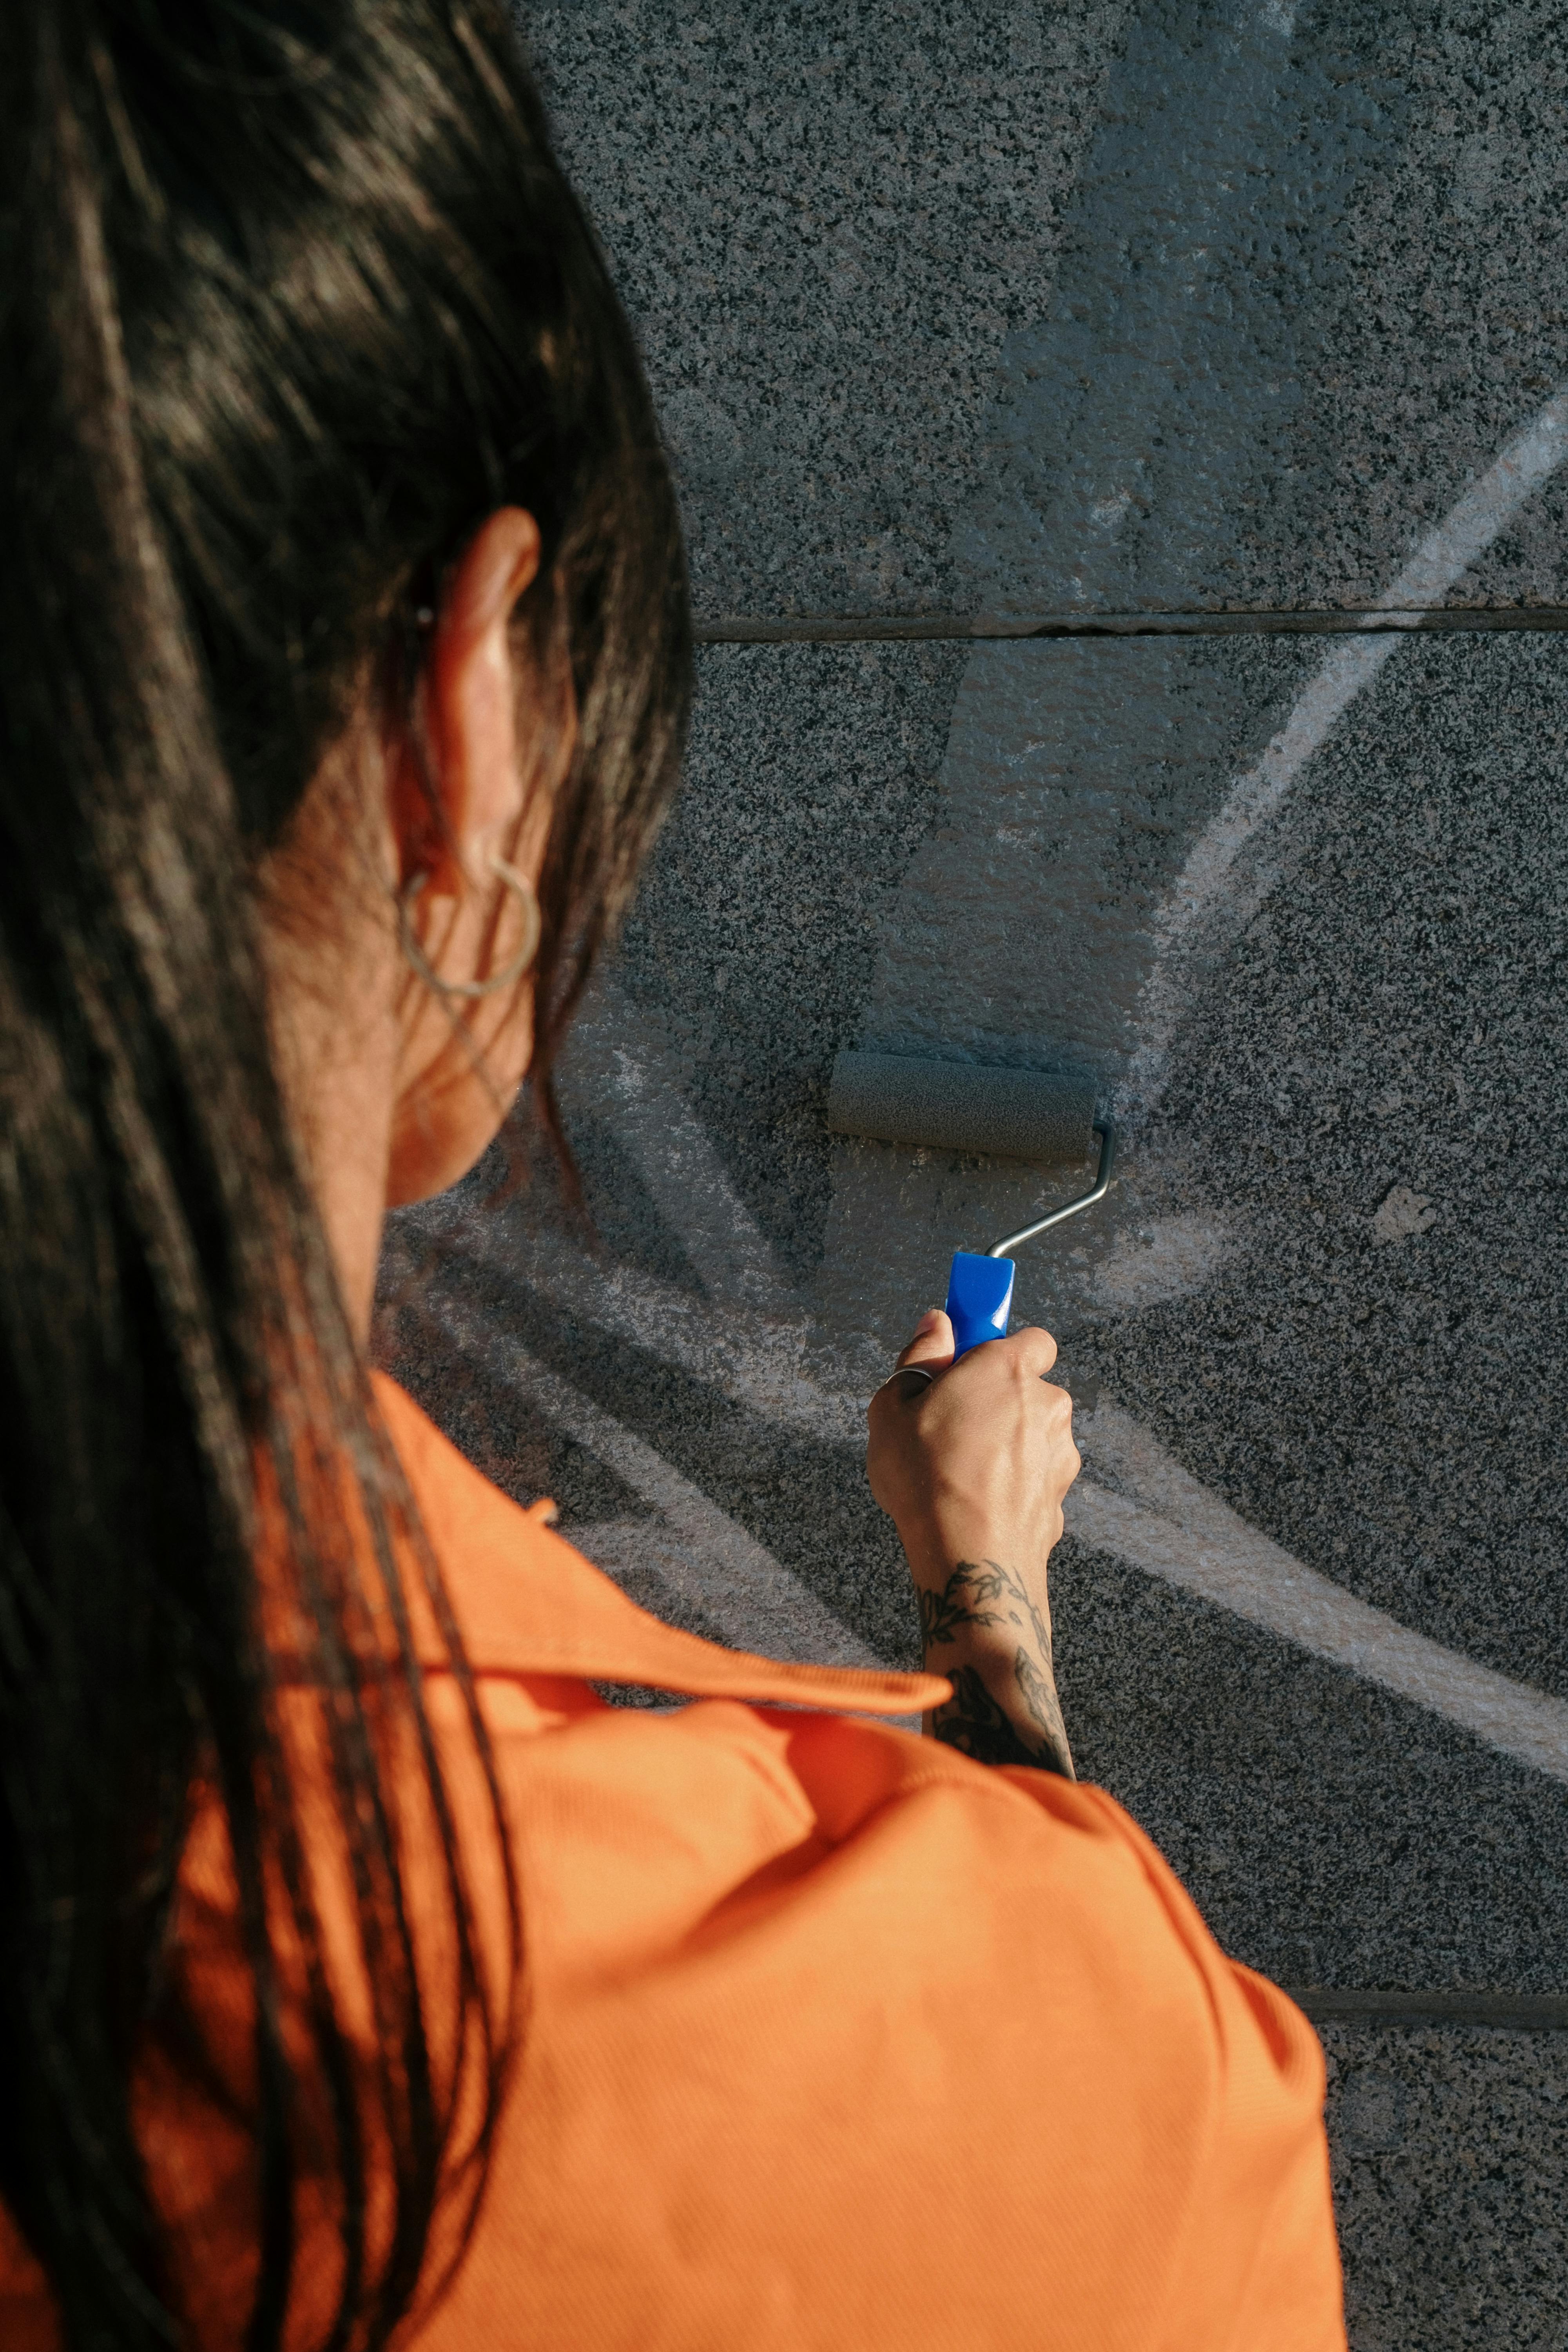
{"left": 1010, "top": 1646, "right": 1073, "bottom": 1778}
{"left": 919, "top": 1561, "right": 1074, "bottom": 1779}
{"left": 917, "top": 1558, "right": 1050, "bottom": 1657}
{"left": 930, "top": 1665, "right": 1073, "bottom": 1777}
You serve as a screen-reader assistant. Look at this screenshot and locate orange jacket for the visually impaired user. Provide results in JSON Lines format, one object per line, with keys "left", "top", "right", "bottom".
{"left": 0, "top": 1376, "right": 1345, "bottom": 2350}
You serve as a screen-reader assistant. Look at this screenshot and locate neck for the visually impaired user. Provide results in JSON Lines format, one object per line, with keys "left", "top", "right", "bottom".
{"left": 263, "top": 910, "right": 401, "bottom": 1351}
{"left": 295, "top": 1030, "right": 397, "bottom": 1347}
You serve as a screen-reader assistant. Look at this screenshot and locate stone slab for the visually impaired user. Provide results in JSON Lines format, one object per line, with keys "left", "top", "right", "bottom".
{"left": 1323, "top": 2022, "right": 1568, "bottom": 2350}
{"left": 1099, "top": 621, "right": 1568, "bottom": 1701}
{"left": 379, "top": 630, "right": 1568, "bottom": 1997}
{"left": 524, "top": 0, "right": 1568, "bottom": 618}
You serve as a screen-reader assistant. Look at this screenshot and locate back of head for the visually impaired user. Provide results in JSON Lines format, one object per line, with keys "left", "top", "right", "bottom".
{"left": 0, "top": 4, "right": 688, "bottom": 2345}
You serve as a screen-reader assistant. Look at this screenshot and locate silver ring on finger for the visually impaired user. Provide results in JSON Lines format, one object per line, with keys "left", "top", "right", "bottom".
{"left": 876, "top": 1365, "right": 936, "bottom": 1398}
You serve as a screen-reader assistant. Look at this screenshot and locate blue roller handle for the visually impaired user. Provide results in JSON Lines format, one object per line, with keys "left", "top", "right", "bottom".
{"left": 944, "top": 1251, "right": 1015, "bottom": 1360}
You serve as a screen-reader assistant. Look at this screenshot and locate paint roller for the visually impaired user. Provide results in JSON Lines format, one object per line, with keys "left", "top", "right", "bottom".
{"left": 825, "top": 1051, "right": 1116, "bottom": 1358}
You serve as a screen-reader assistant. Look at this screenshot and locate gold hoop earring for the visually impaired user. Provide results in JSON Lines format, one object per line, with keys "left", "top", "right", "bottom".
{"left": 398, "top": 855, "right": 542, "bottom": 1000}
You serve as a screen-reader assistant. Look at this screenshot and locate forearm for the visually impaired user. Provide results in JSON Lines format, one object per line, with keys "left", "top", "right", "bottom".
{"left": 868, "top": 1314, "right": 1079, "bottom": 1779}
{"left": 912, "top": 1555, "right": 1075, "bottom": 1779}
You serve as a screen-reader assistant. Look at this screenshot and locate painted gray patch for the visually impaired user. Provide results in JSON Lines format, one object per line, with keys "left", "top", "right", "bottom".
{"left": 841, "top": 0, "right": 1391, "bottom": 1118}
{"left": 952, "top": 0, "right": 1381, "bottom": 612}
{"left": 827, "top": 629, "right": 1312, "bottom": 1340}
{"left": 857, "top": 633, "right": 1313, "bottom": 1079}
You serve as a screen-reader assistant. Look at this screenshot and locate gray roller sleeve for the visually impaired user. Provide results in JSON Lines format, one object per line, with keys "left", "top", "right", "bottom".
{"left": 825, "top": 1051, "right": 1097, "bottom": 1166}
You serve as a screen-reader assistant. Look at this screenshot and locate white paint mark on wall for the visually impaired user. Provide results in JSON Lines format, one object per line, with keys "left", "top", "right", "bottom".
{"left": 1075, "top": 1402, "right": 1568, "bottom": 1784}
{"left": 1126, "top": 385, "right": 1568, "bottom": 1124}
{"left": 482, "top": 1335, "right": 885, "bottom": 1673}
{"left": 1088, "top": 487, "right": 1135, "bottom": 531}
{"left": 560, "top": 1010, "right": 795, "bottom": 1313}
{"left": 1091, "top": 1213, "right": 1231, "bottom": 1310}
{"left": 458, "top": 1227, "right": 867, "bottom": 1442}
{"left": 441, "top": 1206, "right": 1568, "bottom": 1785}
{"left": 1370, "top": 1185, "right": 1438, "bottom": 1246}
{"left": 509, "top": 1285, "right": 1568, "bottom": 1779}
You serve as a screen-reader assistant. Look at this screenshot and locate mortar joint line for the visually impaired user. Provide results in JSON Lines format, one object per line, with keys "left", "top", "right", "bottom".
{"left": 1289, "top": 1989, "right": 1568, "bottom": 2031}
{"left": 694, "top": 607, "right": 1568, "bottom": 646}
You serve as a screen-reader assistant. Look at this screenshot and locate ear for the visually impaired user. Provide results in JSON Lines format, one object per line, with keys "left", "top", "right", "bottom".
{"left": 397, "top": 506, "right": 544, "bottom": 893}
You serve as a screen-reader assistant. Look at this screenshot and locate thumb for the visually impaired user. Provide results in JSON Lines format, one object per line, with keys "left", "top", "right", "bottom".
{"left": 896, "top": 1307, "right": 955, "bottom": 1373}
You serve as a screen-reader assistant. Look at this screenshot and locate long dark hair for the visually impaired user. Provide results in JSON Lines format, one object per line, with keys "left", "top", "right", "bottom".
{"left": 0, "top": 3, "right": 689, "bottom": 2346}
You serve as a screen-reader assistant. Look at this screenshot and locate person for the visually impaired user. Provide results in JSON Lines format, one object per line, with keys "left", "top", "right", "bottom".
{"left": 0, "top": 3, "right": 1345, "bottom": 2347}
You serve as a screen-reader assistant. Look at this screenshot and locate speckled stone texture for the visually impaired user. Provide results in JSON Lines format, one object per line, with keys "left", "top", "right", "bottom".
{"left": 523, "top": 0, "right": 1568, "bottom": 616}
{"left": 1051, "top": 1541, "right": 1568, "bottom": 1996}
{"left": 1095, "top": 626, "right": 1568, "bottom": 1702}
{"left": 1324, "top": 2024, "right": 1568, "bottom": 2349}
{"left": 522, "top": 0, "right": 1129, "bottom": 615}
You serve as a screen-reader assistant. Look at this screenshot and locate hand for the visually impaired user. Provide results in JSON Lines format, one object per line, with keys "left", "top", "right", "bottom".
{"left": 866, "top": 1308, "right": 1079, "bottom": 1777}
{"left": 867, "top": 1309, "right": 1079, "bottom": 1570}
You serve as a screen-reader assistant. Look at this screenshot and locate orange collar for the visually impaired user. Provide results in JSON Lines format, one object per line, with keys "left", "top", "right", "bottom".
{"left": 375, "top": 1374, "right": 948, "bottom": 1719}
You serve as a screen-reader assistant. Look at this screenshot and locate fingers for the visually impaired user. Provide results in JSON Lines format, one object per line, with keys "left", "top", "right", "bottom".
{"left": 879, "top": 1316, "right": 1060, "bottom": 1424}
{"left": 892, "top": 1313, "right": 1059, "bottom": 1380}
{"left": 895, "top": 1307, "right": 955, "bottom": 1372}
{"left": 866, "top": 1302, "right": 1079, "bottom": 1560}
{"left": 870, "top": 1310, "right": 954, "bottom": 1462}
{"left": 871, "top": 1315, "right": 1068, "bottom": 1470}
{"left": 874, "top": 1310, "right": 949, "bottom": 1421}
{"left": 945, "top": 1322, "right": 1058, "bottom": 1380}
